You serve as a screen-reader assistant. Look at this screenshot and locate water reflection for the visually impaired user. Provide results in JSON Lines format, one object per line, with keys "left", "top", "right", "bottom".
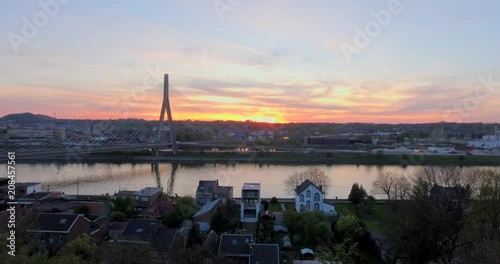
{"left": 4, "top": 163, "right": 498, "bottom": 199}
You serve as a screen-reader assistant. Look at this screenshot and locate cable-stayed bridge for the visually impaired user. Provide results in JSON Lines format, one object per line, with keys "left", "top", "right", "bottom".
{"left": 0, "top": 74, "right": 261, "bottom": 161}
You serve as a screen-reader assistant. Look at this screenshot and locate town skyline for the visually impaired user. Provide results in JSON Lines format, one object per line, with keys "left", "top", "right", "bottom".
{"left": 1, "top": 1, "right": 500, "bottom": 123}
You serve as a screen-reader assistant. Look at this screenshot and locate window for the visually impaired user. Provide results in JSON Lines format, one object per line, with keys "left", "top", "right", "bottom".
{"left": 314, "top": 193, "right": 320, "bottom": 201}
{"left": 58, "top": 236, "right": 64, "bottom": 244}
{"left": 134, "top": 195, "right": 139, "bottom": 201}
{"left": 49, "top": 237, "right": 54, "bottom": 244}
{"left": 314, "top": 203, "right": 320, "bottom": 211}
{"left": 300, "top": 204, "right": 305, "bottom": 211}
{"left": 300, "top": 194, "right": 304, "bottom": 202}
{"left": 39, "top": 237, "right": 45, "bottom": 244}
{"left": 306, "top": 201, "right": 310, "bottom": 210}
{"left": 306, "top": 190, "right": 311, "bottom": 198}
{"left": 141, "top": 196, "right": 148, "bottom": 202}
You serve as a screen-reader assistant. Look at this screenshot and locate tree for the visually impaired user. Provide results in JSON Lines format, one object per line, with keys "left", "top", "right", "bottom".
{"left": 348, "top": 183, "right": 367, "bottom": 205}
{"left": 371, "top": 171, "right": 411, "bottom": 200}
{"left": 74, "top": 205, "right": 90, "bottom": 216}
{"left": 162, "top": 210, "right": 184, "bottom": 228}
{"left": 56, "top": 234, "right": 97, "bottom": 262}
{"left": 187, "top": 222, "right": 203, "bottom": 248}
{"left": 392, "top": 166, "right": 483, "bottom": 263}
{"left": 371, "top": 171, "right": 398, "bottom": 200}
{"left": 112, "top": 196, "right": 134, "bottom": 216}
{"left": 110, "top": 211, "right": 127, "bottom": 222}
{"left": 283, "top": 210, "right": 332, "bottom": 247}
{"left": 284, "top": 167, "right": 331, "bottom": 195}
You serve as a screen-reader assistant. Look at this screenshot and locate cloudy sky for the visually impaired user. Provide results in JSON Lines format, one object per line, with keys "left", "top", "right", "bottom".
{"left": 1, "top": 0, "right": 499, "bottom": 123}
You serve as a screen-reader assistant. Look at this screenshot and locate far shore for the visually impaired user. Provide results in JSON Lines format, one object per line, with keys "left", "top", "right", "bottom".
{"left": 8, "top": 151, "right": 500, "bottom": 166}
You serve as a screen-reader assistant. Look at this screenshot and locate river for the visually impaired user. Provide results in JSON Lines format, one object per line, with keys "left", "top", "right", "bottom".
{"left": 3, "top": 163, "right": 499, "bottom": 199}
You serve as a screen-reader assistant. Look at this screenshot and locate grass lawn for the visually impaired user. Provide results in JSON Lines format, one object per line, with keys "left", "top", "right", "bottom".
{"left": 268, "top": 202, "right": 282, "bottom": 212}
{"left": 335, "top": 203, "right": 354, "bottom": 216}
{"left": 335, "top": 203, "right": 385, "bottom": 233}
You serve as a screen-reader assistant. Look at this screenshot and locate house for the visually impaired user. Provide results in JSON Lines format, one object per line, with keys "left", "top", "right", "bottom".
{"left": 241, "top": 183, "right": 261, "bottom": 223}
{"left": 216, "top": 186, "right": 234, "bottom": 201}
{"left": 0, "top": 182, "right": 42, "bottom": 200}
{"left": 151, "top": 228, "right": 186, "bottom": 263}
{"left": 27, "top": 213, "right": 91, "bottom": 251}
{"left": 295, "top": 179, "right": 336, "bottom": 215}
{"left": 89, "top": 216, "right": 110, "bottom": 242}
{"left": 73, "top": 201, "right": 112, "bottom": 220}
{"left": 196, "top": 180, "right": 234, "bottom": 205}
{"left": 118, "top": 219, "right": 158, "bottom": 243}
{"left": 430, "top": 184, "right": 469, "bottom": 212}
{"left": 138, "top": 199, "right": 175, "bottom": 220}
{"left": 193, "top": 198, "right": 223, "bottom": 222}
{"left": 204, "top": 230, "right": 220, "bottom": 257}
{"left": 14, "top": 191, "right": 63, "bottom": 208}
{"left": 108, "top": 221, "right": 128, "bottom": 240}
{"left": 218, "top": 234, "right": 254, "bottom": 263}
{"left": 133, "top": 187, "right": 163, "bottom": 212}
{"left": 249, "top": 244, "right": 280, "bottom": 264}
{"left": 218, "top": 234, "right": 280, "bottom": 264}
{"left": 196, "top": 180, "right": 218, "bottom": 205}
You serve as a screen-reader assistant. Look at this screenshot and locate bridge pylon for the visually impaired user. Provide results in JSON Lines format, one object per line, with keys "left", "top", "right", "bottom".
{"left": 156, "top": 74, "right": 177, "bottom": 156}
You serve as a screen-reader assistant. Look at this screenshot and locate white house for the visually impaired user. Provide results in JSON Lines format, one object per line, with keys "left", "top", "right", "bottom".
{"left": 295, "top": 179, "right": 336, "bottom": 216}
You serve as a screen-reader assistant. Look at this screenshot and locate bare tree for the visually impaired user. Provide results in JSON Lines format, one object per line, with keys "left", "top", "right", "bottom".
{"left": 371, "top": 171, "right": 398, "bottom": 200}
{"left": 284, "top": 167, "right": 331, "bottom": 195}
{"left": 392, "top": 176, "right": 411, "bottom": 200}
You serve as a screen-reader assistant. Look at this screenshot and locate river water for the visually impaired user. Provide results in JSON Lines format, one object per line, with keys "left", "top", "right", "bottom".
{"left": 4, "top": 163, "right": 499, "bottom": 199}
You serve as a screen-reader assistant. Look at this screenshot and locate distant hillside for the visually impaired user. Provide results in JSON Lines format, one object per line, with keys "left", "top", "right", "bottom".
{"left": 0, "top": 112, "right": 56, "bottom": 122}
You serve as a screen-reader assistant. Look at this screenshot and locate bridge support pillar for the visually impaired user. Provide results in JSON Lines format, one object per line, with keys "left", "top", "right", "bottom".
{"left": 156, "top": 74, "right": 177, "bottom": 156}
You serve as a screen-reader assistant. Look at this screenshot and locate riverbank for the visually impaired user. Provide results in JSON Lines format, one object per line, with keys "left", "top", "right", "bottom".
{"left": 12, "top": 150, "right": 500, "bottom": 166}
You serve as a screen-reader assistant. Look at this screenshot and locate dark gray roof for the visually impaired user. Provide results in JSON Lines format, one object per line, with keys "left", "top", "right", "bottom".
{"left": 250, "top": 244, "right": 280, "bottom": 264}
{"left": 217, "top": 186, "right": 233, "bottom": 194}
{"left": 197, "top": 180, "right": 216, "bottom": 194}
{"left": 13, "top": 182, "right": 41, "bottom": 188}
{"left": 115, "top": 190, "right": 136, "bottom": 198}
{"left": 20, "top": 192, "right": 55, "bottom": 200}
{"left": 27, "top": 213, "right": 83, "bottom": 233}
{"left": 93, "top": 216, "right": 110, "bottom": 225}
{"left": 152, "top": 228, "right": 177, "bottom": 250}
{"left": 193, "top": 198, "right": 222, "bottom": 218}
{"left": 295, "top": 179, "right": 323, "bottom": 195}
{"left": 134, "top": 187, "right": 163, "bottom": 197}
{"left": 120, "top": 219, "right": 156, "bottom": 242}
{"left": 204, "top": 230, "right": 220, "bottom": 257}
{"left": 218, "top": 234, "right": 253, "bottom": 257}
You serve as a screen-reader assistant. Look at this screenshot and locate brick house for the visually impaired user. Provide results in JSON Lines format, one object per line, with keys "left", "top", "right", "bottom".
{"left": 27, "top": 213, "right": 91, "bottom": 252}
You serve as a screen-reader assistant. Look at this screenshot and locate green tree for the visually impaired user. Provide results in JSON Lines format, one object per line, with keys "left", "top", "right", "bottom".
{"left": 187, "top": 222, "right": 203, "bottom": 248}
{"left": 56, "top": 234, "right": 97, "bottom": 262}
{"left": 74, "top": 205, "right": 90, "bottom": 216}
{"left": 348, "top": 183, "right": 367, "bottom": 205}
{"left": 110, "top": 211, "right": 127, "bottom": 222}
{"left": 112, "top": 196, "right": 134, "bottom": 216}
{"left": 162, "top": 210, "right": 184, "bottom": 228}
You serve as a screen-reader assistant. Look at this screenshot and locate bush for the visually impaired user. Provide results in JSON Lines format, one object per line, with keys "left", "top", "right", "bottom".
{"left": 270, "top": 197, "right": 279, "bottom": 204}
{"left": 110, "top": 211, "right": 126, "bottom": 222}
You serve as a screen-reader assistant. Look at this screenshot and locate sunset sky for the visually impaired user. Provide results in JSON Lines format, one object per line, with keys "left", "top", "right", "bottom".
{"left": 1, "top": 0, "right": 499, "bottom": 123}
